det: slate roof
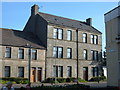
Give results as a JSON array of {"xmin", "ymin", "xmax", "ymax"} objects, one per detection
[
  {"xmin": 38, "ymin": 12, "xmax": 102, "ymax": 34},
  {"xmin": 0, "ymin": 28, "xmax": 45, "ymax": 49}
]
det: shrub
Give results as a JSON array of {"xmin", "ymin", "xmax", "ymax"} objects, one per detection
[
  {"xmin": 89, "ymin": 76, "xmax": 107, "ymax": 82},
  {"xmin": 66, "ymin": 77, "xmax": 76, "ymax": 82},
  {"xmin": 0, "ymin": 77, "xmax": 28, "ymax": 84},
  {"xmin": 57, "ymin": 78, "xmax": 66, "ymax": 83},
  {"xmin": 78, "ymin": 78, "xmax": 86, "ymax": 82}
]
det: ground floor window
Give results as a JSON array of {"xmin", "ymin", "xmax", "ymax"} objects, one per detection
[
  {"xmin": 5, "ymin": 66, "xmax": 10, "ymax": 77},
  {"xmin": 53, "ymin": 65, "xmax": 63, "ymax": 77},
  {"xmin": 18, "ymin": 67, "xmax": 24, "ymax": 77},
  {"xmin": 67, "ymin": 66, "xmax": 72, "ymax": 77},
  {"xmin": 92, "ymin": 67, "xmax": 99, "ymax": 77}
]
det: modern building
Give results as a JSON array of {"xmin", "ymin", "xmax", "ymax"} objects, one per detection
[
  {"xmin": 0, "ymin": 28, "xmax": 46, "ymax": 82},
  {"xmin": 104, "ymin": 5, "xmax": 120, "ymax": 87},
  {"xmin": 23, "ymin": 5, "xmax": 102, "ymax": 81}
]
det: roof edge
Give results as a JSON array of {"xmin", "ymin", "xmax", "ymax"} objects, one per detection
[{"xmin": 104, "ymin": 5, "xmax": 120, "ymax": 15}]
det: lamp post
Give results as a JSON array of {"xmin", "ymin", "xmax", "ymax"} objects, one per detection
[
  {"xmin": 26, "ymin": 44, "xmax": 32, "ymax": 86},
  {"xmin": 76, "ymin": 29, "xmax": 79, "ymax": 84}
]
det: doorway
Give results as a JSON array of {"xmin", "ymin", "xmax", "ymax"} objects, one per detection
[
  {"xmin": 83, "ymin": 67, "xmax": 88, "ymax": 81},
  {"xmin": 31, "ymin": 67, "xmax": 36, "ymax": 82},
  {"xmin": 37, "ymin": 67, "xmax": 42, "ymax": 82}
]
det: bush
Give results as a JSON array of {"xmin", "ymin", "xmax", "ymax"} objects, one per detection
[
  {"xmin": 66, "ymin": 77, "xmax": 76, "ymax": 82},
  {"xmin": 57, "ymin": 78, "xmax": 66, "ymax": 83},
  {"xmin": 89, "ymin": 76, "xmax": 107, "ymax": 82},
  {"xmin": 78, "ymin": 78, "xmax": 86, "ymax": 82},
  {"xmin": 43, "ymin": 77, "xmax": 86, "ymax": 83},
  {"xmin": 0, "ymin": 77, "xmax": 28, "ymax": 84}
]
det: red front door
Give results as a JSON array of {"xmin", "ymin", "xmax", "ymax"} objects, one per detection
[{"xmin": 38, "ymin": 69, "xmax": 42, "ymax": 82}]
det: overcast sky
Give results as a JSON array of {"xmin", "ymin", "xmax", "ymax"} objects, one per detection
[{"xmin": 2, "ymin": 2, "xmax": 119, "ymax": 50}]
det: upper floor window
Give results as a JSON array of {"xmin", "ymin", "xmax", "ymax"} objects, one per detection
[
  {"xmin": 53, "ymin": 28, "xmax": 63, "ymax": 40},
  {"xmin": 53, "ymin": 47, "xmax": 63, "ymax": 58},
  {"xmin": 94, "ymin": 35, "xmax": 98, "ymax": 44},
  {"xmin": 32, "ymin": 49, "xmax": 37, "ymax": 60},
  {"xmin": 91, "ymin": 50, "xmax": 98, "ymax": 61},
  {"xmin": 5, "ymin": 47, "xmax": 11, "ymax": 58},
  {"xmin": 18, "ymin": 48, "xmax": 24, "ymax": 59},
  {"xmin": 67, "ymin": 30, "xmax": 72, "ymax": 40},
  {"xmin": 58, "ymin": 47, "xmax": 63, "ymax": 58},
  {"xmin": 53, "ymin": 47, "xmax": 57, "ymax": 58},
  {"xmin": 53, "ymin": 28, "xmax": 58, "ymax": 39},
  {"xmin": 58, "ymin": 29, "xmax": 63, "ymax": 39},
  {"xmin": 91, "ymin": 35, "xmax": 98, "ymax": 44},
  {"xmin": 83, "ymin": 49, "xmax": 87, "ymax": 60},
  {"xmin": 67, "ymin": 48, "xmax": 72, "ymax": 59},
  {"xmin": 83, "ymin": 33, "xmax": 87, "ymax": 43},
  {"xmin": 91, "ymin": 35, "xmax": 94, "ymax": 44}
]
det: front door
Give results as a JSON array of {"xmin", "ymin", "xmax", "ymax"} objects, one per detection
[
  {"xmin": 31, "ymin": 67, "xmax": 36, "ymax": 82},
  {"xmin": 83, "ymin": 67, "xmax": 88, "ymax": 81},
  {"xmin": 37, "ymin": 68, "xmax": 42, "ymax": 82}
]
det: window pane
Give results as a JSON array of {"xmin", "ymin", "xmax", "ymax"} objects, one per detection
[
  {"xmin": 94, "ymin": 35, "xmax": 98, "ymax": 44},
  {"xmin": 58, "ymin": 29, "xmax": 63, "ymax": 39},
  {"xmin": 92, "ymin": 67, "xmax": 98, "ymax": 77},
  {"xmin": 18, "ymin": 67, "xmax": 24, "ymax": 77},
  {"xmin": 5, "ymin": 47, "xmax": 11, "ymax": 58},
  {"xmin": 5, "ymin": 66, "xmax": 10, "ymax": 77},
  {"xmin": 83, "ymin": 33, "xmax": 87, "ymax": 43},
  {"xmin": 91, "ymin": 50, "xmax": 94, "ymax": 60},
  {"xmin": 53, "ymin": 28, "xmax": 58, "ymax": 39},
  {"xmin": 91, "ymin": 35, "xmax": 94, "ymax": 44},
  {"xmin": 67, "ymin": 48, "xmax": 72, "ymax": 59},
  {"xmin": 53, "ymin": 66, "xmax": 58, "ymax": 77},
  {"xmin": 32, "ymin": 49, "xmax": 37, "ymax": 60},
  {"xmin": 83, "ymin": 50, "xmax": 87, "ymax": 60},
  {"xmin": 19, "ymin": 48, "xmax": 24, "ymax": 59},
  {"xmin": 94, "ymin": 51, "xmax": 98, "ymax": 61},
  {"xmin": 53, "ymin": 47, "xmax": 57, "ymax": 58},
  {"xmin": 58, "ymin": 47, "xmax": 63, "ymax": 58},
  {"xmin": 67, "ymin": 30, "xmax": 72, "ymax": 40},
  {"xmin": 58, "ymin": 66, "xmax": 63, "ymax": 77},
  {"xmin": 67, "ymin": 66, "xmax": 72, "ymax": 77},
  {"xmin": 53, "ymin": 66, "xmax": 56, "ymax": 77}
]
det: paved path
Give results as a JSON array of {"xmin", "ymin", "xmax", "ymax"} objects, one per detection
[{"xmin": 80, "ymin": 82, "xmax": 107, "ymax": 88}]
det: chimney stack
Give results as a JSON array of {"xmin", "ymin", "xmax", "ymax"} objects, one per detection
[
  {"xmin": 31, "ymin": 4, "xmax": 39, "ymax": 16},
  {"xmin": 86, "ymin": 18, "xmax": 92, "ymax": 26}
]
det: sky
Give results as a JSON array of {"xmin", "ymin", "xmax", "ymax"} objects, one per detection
[{"xmin": 1, "ymin": 2, "xmax": 119, "ymax": 50}]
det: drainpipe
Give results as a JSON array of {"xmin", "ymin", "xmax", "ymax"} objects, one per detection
[
  {"xmin": 45, "ymin": 49, "xmax": 47, "ymax": 80},
  {"xmin": 76, "ymin": 29, "xmax": 79, "ymax": 84}
]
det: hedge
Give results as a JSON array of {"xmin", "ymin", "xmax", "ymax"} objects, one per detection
[
  {"xmin": 43, "ymin": 77, "xmax": 86, "ymax": 83},
  {"xmin": 0, "ymin": 77, "xmax": 28, "ymax": 84},
  {"xmin": 89, "ymin": 76, "xmax": 107, "ymax": 82}
]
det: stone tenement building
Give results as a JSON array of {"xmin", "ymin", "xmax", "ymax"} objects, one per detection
[
  {"xmin": 0, "ymin": 4, "xmax": 102, "ymax": 82},
  {"xmin": 0, "ymin": 28, "xmax": 46, "ymax": 82},
  {"xmin": 105, "ymin": 5, "xmax": 120, "ymax": 87},
  {"xmin": 23, "ymin": 5, "xmax": 102, "ymax": 81}
]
